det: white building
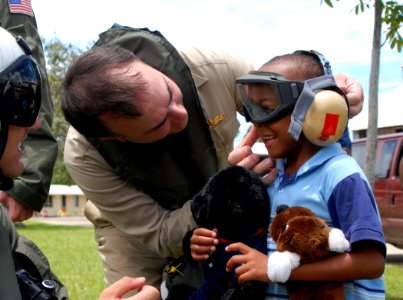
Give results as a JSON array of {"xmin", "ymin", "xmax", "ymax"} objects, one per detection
[
  {"xmin": 349, "ymin": 66, "xmax": 403, "ymax": 139},
  {"xmin": 38, "ymin": 185, "xmax": 87, "ymax": 217}
]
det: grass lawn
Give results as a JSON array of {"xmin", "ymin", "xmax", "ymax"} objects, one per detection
[
  {"xmin": 16, "ymin": 221, "xmax": 403, "ymax": 300},
  {"xmin": 17, "ymin": 221, "xmax": 105, "ymax": 300}
]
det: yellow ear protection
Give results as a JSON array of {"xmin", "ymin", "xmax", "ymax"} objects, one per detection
[
  {"xmin": 289, "ymin": 50, "xmax": 349, "ymax": 146},
  {"xmin": 288, "ymin": 76, "xmax": 349, "ymax": 146}
]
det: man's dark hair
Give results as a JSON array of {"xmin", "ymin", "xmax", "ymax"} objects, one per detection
[{"xmin": 62, "ymin": 45, "xmax": 147, "ymax": 138}]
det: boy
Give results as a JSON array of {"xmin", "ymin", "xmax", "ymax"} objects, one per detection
[{"xmin": 191, "ymin": 51, "xmax": 385, "ymax": 299}]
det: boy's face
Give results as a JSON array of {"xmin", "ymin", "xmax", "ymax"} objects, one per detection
[
  {"xmin": 251, "ymin": 65, "xmax": 299, "ymax": 159},
  {"xmin": 253, "ymin": 115, "xmax": 297, "ymax": 159}
]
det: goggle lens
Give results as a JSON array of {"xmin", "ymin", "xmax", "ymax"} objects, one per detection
[
  {"xmin": 237, "ymin": 72, "xmax": 302, "ymax": 124},
  {"xmin": 239, "ymin": 83, "xmax": 282, "ymax": 123}
]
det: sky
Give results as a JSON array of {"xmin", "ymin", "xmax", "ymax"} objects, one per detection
[{"xmin": 31, "ymin": 0, "xmax": 402, "ymax": 130}]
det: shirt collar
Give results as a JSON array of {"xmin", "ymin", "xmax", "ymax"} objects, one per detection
[{"xmin": 277, "ymin": 143, "xmax": 346, "ymax": 180}]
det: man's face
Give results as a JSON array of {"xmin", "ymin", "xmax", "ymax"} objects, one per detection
[
  {"xmin": 99, "ymin": 61, "xmax": 188, "ymax": 144},
  {"xmin": 0, "ymin": 119, "xmax": 40, "ymax": 178}
]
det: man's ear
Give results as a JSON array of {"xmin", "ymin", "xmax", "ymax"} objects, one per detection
[{"xmin": 101, "ymin": 135, "xmax": 128, "ymax": 142}]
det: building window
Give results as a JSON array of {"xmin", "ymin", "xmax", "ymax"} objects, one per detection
[
  {"xmin": 44, "ymin": 196, "xmax": 53, "ymax": 207},
  {"xmin": 62, "ymin": 195, "xmax": 66, "ymax": 208},
  {"xmin": 75, "ymin": 196, "xmax": 79, "ymax": 207}
]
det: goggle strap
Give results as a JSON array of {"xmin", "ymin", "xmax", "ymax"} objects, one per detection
[
  {"xmin": 0, "ymin": 122, "xmax": 9, "ymax": 160},
  {"xmin": 288, "ymin": 116, "xmax": 304, "ymax": 141},
  {"xmin": 16, "ymin": 36, "xmax": 33, "ymax": 56},
  {"xmin": 288, "ymin": 75, "xmax": 338, "ymax": 141}
]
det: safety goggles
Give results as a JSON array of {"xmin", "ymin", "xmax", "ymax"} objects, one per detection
[
  {"xmin": 0, "ymin": 54, "xmax": 41, "ymax": 127},
  {"xmin": 237, "ymin": 71, "xmax": 304, "ymax": 124}
]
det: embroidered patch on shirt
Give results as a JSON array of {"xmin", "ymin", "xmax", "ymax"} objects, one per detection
[
  {"xmin": 8, "ymin": 0, "xmax": 34, "ymax": 16},
  {"xmin": 208, "ymin": 114, "xmax": 224, "ymax": 128}
]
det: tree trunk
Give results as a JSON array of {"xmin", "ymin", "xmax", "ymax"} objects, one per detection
[{"xmin": 364, "ymin": 0, "xmax": 383, "ymax": 187}]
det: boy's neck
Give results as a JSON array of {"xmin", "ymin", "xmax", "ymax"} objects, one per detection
[{"xmin": 285, "ymin": 140, "xmax": 321, "ymax": 176}]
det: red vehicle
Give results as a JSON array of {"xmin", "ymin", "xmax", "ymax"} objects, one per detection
[{"xmin": 352, "ymin": 133, "xmax": 403, "ymax": 248}]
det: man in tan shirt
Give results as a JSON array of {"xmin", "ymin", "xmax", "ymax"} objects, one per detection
[{"xmin": 62, "ymin": 25, "xmax": 364, "ymax": 294}]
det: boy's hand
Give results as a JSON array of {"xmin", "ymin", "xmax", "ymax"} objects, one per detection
[
  {"xmin": 225, "ymin": 242, "xmax": 269, "ymax": 284},
  {"xmin": 190, "ymin": 228, "xmax": 219, "ymax": 261}
]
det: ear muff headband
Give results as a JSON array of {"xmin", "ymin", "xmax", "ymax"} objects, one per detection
[
  {"xmin": 288, "ymin": 75, "xmax": 349, "ymax": 146},
  {"xmin": 293, "ymin": 50, "xmax": 333, "ymax": 76},
  {"xmin": 0, "ymin": 122, "xmax": 8, "ymax": 162}
]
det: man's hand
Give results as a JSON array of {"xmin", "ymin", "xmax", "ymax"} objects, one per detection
[
  {"xmin": 0, "ymin": 191, "xmax": 34, "ymax": 221},
  {"xmin": 228, "ymin": 126, "xmax": 277, "ymax": 185},
  {"xmin": 334, "ymin": 74, "xmax": 364, "ymax": 118},
  {"xmin": 99, "ymin": 277, "xmax": 159, "ymax": 300}
]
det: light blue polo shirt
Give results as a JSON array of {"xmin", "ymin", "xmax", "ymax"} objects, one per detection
[{"xmin": 266, "ymin": 143, "xmax": 385, "ymax": 300}]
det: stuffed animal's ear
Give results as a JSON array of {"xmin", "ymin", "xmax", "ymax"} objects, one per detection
[
  {"xmin": 276, "ymin": 204, "xmax": 289, "ymax": 214},
  {"xmin": 276, "ymin": 216, "xmax": 331, "ymax": 261},
  {"xmin": 269, "ymin": 205, "xmax": 315, "ymax": 241},
  {"xmin": 270, "ymin": 205, "xmax": 289, "ymax": 241},
  {"xmin": 191, "ymin": 185, "xmax": 212, "ymax": 227}
]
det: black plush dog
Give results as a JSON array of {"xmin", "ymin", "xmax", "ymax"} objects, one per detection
[{"xmin": 167, "ymin": 165, "xmax": 269, "ymax": 300}]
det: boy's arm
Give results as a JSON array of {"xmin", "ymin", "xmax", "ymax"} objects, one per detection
[
  {"xmin": 289, "ymin": 247, "xmax": 384, "ymax": 282},
  {"xmin": 225, "ymin": 243, "xmax": 384, "ymax": 284}
]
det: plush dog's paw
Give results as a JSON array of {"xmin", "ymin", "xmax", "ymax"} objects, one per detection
[
  {"xmin": 288, "ymin": 251, "xmax": 301, "ymax": 269},
  {"xmin": 328, "ymin": 228, "xmax": 350, "ymax": 253},
  {"xmin": 267, "ymin": 251, "xmax": 300, "ymax": 283}
]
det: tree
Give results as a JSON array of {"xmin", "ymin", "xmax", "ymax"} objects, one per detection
[
  {"xmin": 323, "ymin": 0, "xmax": 403, "ymax": 186},
  {"xmin": 43, "ymin": 37, "xmax": 84, "ymax": 184}
]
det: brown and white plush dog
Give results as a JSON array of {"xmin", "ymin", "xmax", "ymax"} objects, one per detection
[{"xmin": 268, "ymin": 205, "xmax": 350, "ymax": 300}]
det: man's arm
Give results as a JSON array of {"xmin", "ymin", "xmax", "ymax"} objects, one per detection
[
  {"xmin": 64, "ymin": 126, "xmax": 195, "ymax": 258},
  {"xmin": 0, "ymin": 2, "xmax": 58, "ymax": 220}
]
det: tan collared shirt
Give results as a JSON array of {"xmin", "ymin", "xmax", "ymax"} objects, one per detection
[{"xmin": 64, "ymin": 48, "xmax": 254, "ymax": 258}]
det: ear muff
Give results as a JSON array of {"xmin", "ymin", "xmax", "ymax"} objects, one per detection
[
  {"xmin": 288, "ymin": 75, "xmax": 349, "ymax": 147},
  {"xmin": 303, "ymin": 90, "xmax": 348, "ymax": 146},
  {"xmin": 288, "ymin": 50, "xmax": 349, "ymax": 146}
]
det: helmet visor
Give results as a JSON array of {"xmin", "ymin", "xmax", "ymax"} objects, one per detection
[
  {"xmin": 0, "ymin": 55, "xmax": 41, "ymax": 127},
  {"xmin": 237, "ymin": 71, "xmax": 303, "ymax": 124}
]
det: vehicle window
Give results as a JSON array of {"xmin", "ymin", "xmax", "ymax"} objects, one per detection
[
  {"xmin": 352, "ymin": 143, "xmax": 366, "ymax": 170},
  {"xmin": 375, "ymin": 140, "xmax": 397, "ymax": 178},
  {"xmin": 396, "ymin": 147, "xmax": 403, "ymax": 177}
]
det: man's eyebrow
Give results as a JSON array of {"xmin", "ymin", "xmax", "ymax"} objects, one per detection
[{"xmin": 145, "ymin": 78, "xmax": 172, "ymax": 133}]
